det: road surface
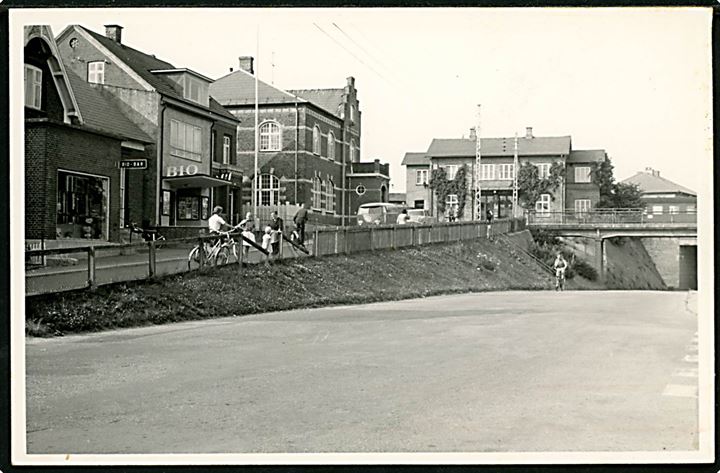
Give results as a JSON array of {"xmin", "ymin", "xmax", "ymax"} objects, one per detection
[{"xmin": 25, "ymin": 290, "xmax": 698, "ymax": 454}]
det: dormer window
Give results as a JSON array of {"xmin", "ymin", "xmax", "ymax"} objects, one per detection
[{"xmin": 183, "ymin": 75, "xmax": 208, "ymax": 106}]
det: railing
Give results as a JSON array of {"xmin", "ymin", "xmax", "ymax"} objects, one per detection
[
  {"xmin": 25, "ymin": 218, "xmax": 525, "ymax": 296},
  {"xmin": 528, "ymin": 209, "xmax": 697, "ymax": 225}
]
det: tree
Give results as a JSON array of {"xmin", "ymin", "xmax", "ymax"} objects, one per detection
[
  {"xmin": 592, "ymin": 157, "xmax": 644, "ymax": 208},
  {"xmin": 517, "ymin": 161, "xmax": 565, "ymax": 210}
]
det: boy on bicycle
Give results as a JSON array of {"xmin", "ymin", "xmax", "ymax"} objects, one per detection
[
  {"xmin": 553, "ymin": 253, "xmax": 568, "ymax": 291},
  {"xmin": 208, "ymin": 206, "xmax": 234, "ymax": 247}
]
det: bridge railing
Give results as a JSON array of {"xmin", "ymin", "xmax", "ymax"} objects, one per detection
[{"xmin": 528, "ymin": 208, "xmax": 697, "ymax": 225}]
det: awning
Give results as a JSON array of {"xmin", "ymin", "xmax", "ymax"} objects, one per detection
[{"xmin": 163, "ymin": 174, "xmax": 236, "ymax": 189}]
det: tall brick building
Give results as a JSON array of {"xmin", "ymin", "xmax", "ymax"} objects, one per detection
[
  {"xmin": 24, "ymin": 25, "xmax": 153, "ymax": 246},
  {"xmin": 210, "ymin": 60, "xmax": 389, "ymax": 226},
  {"xmin": 408, "ymin": 127, "xmax": 603, "ymax": 221},
  {"xmin": 56, "ymin": 24, "xmax": 241, "ymax": 234}
]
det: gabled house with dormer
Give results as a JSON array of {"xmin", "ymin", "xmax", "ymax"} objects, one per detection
[{"xmin": 56, "ymin": 24, "xmax": 241, "ymax": 235}]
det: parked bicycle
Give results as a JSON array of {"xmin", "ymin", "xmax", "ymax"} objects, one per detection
[
  {"xmin": 188, "ymin": 225, "xmax": 241, "ymax": 270},
  {"xmin": 130, "ymin": 222, "xmax": 166, "ymax": 247}
]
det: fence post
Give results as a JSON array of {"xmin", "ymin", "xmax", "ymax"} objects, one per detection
[
  {"xmin": 334, "ymin": 228, "xmax": 339, "ymax": 255},
  {"xmin": 410, "ymin": 226, "xmax": 415, "ymax": 246},
  {"xmin": 392, "ymin": 226, "xmax": 397, "ymax": 250},
  {"xmin": 313, "ymin": 228, "xmax": 320, "ymax": 256},
  {"xmin": 343, "ymin": 227, "xmax": 349, "ymax": 255},
  {"xmin": 148, "ymin": 241, "xmax": 156, "ymax": 279},
  {"xmin": 87, "ymin": 246, "xmax": 96, "ymax": 288},
  {"xmin": 198, "ymin": 237, "xmax": 206, "ymax": 269},
  {"xmin": 370, "ymin": 227, "xmax": 375, "ymax": 251}
]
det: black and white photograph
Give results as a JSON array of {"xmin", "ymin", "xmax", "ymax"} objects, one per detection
[{"xmin": 8, "ymin": 5, "xmax": 714, "ymax": 466}]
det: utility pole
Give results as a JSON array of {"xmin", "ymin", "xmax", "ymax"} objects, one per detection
[
  {"xmin": 474, "ymin": 104, "xmax": 482, "ymax": 221},
  {"xmin": 253, "ymin": 27, "xmax": 259, "ymax": 219},
  {"xmin": 512, "ymin": 132, "xmax": 519, "ymax": 217}
]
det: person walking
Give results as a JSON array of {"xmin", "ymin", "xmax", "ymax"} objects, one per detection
[
  {"xmin": 293, "ymin": 203, "xmax": 309, "ymax": 246},
  {"xmin": 269, "ymin": 210, "xmax": 284, "ymax": 256},
  {"xmin": 396, "ymin": 208, "xmax": 410, "ymax": 225}
]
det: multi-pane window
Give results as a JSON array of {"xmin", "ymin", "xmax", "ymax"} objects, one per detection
[
  {"xmin": 574, "ymin": 199, "xmax": 591, "ymax": 214},
  {"xmin": 575, "ymin": 166, "xmax": 591, "ymax": 183},
  {"xmin": 183, "ymin": 75, "xmax": 208, "ymax": 106},
  {"xmin": 443, "ymin": 165, "xmax": 459, "ymax": 180},
  {"xmin": 312, "ymin": 177, "xmax": 322, "ymax": 209},
  {"xmin": 480, "ymin": 164, "xmax": 496, "ymax": 180},
  {"xmin": 446, "ymin": 194, "xmax": 459, "ymax": 207},
  {"xmin": 325, "ymin": 180, "xmax": 335, "ymax": 213},
  {"xmin": 313, "ymin": 125, "xmax": 321, "ymax": 155},
  {"xmin": 24, "ymin": 64, "xmax": 42, "ymax": 109},
  {"xmin": 328, "ymin": 132, "xmax": 335, "ymax": 161},
  {"xmin": 669, "ymin": 205, "xmax": 680, "ymax": 214},
  {"xmin": 498, "ymin": 164, "xmax": 515, "ymax": 180},
  {"xmin": 350, "ymin": 139, "xmax": 356, "ymax": 162},
  {"xmin": 535, "ymin": 194, "xmax": 551, "ymax": 213},
  {"xmin": 537, "ymin": 163, "xmax": 551, "ymax": 179},
  {"xmin": 652, "ymin": 205, "xmax": 663, "ymax": 215},
  {"xmin": 223, "ymin": 136, "xmax": 231, "ymax": 164},
  {"xmin": 170, "ymin": 119, "xmax": 202, "ymax": 161},
  {"xmin": 416, "ymin": 169, "xmax": 429, "ymax": 185},
  {"xmin": 687, "ymin": 205, "xmax": 696, "ymax": 213},
  {"xmin": 87, "ymin": 61, "xmax": 105, "ymax": 84},
  {"xmin": 256, "ymin": 174, "xmax": 280, "ymax": 206},
  {"xmin": 259, "ymin": 121, "xmax": 281, "ymax": 151}
]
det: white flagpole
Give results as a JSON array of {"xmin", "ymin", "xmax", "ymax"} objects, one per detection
[
  {"xmin": 474, "ymin": 104, "xmax": 482, "ymax": 221},
  {"xmin": 253, "ymin": 26, "xmax": 259, "ymax": 220}
]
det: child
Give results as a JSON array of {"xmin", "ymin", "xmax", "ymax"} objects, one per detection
[
  {"xmin": 261, "ymin": 226, "xmax": 273, "ymax": 255},
  {"xmin": 240, "ymin": 219, "xmax": 256, "ymax": 265}
]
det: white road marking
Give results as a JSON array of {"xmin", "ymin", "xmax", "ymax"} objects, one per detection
[{"xmin": 662, "ymin": 384, "xmax": 698, "ymax": 398}]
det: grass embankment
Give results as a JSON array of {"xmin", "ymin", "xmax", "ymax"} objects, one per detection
[{"xmin": 26, "ymin": 236, "xmax": 586, "ymax": 337}]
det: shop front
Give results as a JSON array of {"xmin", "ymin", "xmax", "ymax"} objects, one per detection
[{"xmin": 56, "ymin": 169, "xmax": 110, "ymax": 240}]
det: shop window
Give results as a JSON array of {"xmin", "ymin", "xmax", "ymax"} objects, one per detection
[
  {"xmin": 56, "ymin": 170, "xmax": 109, "ymax": 240},
  {"xmin": 177, "ymin": 194, "xmax": 209, "ymax": 221}
]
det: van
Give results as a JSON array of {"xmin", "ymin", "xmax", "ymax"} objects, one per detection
[{"xmin": 356, "ymin": 202, "xmax": 406, "ymax": 226}]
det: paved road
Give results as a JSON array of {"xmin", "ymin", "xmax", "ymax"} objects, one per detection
[{"xmin": 25, "ymin": 291, "xmax": 698, "ymax": 454}]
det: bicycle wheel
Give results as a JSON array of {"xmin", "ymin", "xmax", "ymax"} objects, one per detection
[
  {"xmin": 188, "ymin": 246, "xmax": 202, "ymax": 271},
  {"xmin": 215, "ymin": 247, "xmax": 230, "ymax": 266}
]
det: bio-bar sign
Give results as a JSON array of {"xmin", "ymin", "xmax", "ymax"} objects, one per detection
[{"xmin": 118, "ymin": 159, "xmax": 148, "ymax": 169}]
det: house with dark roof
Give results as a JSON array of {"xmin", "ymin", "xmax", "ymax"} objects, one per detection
[
  {"xmin": 56, "ymin": 24, "xmax": 241, "ymax": 234},
  {"xmin": 209, "ymin": 58, "xmax": 389, "ymax": 226},
  {"xmin": 401, "ymin": 152, "xmax": 432, "ymax": 210},
  {"xmin": 621, "ymin": 167, "xmax": 697, "ymax": 219},
  {"xmin": 413, "ymin": 127, "xmax": 603, "ymax": 221},
  {"xmin": 24, "ymin": 25, "xmax": 154, "ymax": 246}
]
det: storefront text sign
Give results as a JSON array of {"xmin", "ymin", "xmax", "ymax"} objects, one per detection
[
  {"xmin": 166, "ymin": 164, "xmax": 198, "ymax": 177},
  {"xmin": 118, "ymin": 159, "xmax": 148, "ymax": 169}
]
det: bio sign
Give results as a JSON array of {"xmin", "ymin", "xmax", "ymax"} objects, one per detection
[
  {"xmin": 166, "ymin": 164, "xmax": 199, "ymax": 177},
  {"xmin": 118, "ymin": 159, "xmax": 147, "ymax": 169}
]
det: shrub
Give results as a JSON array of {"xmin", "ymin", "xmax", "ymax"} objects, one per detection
[
  {"xmin": 573, "ymin": 259, "xmax": 598, "ymax": 281},
  {"xmin": 530, "ymin": 228, "xmax": 560, "ymax": 247}
]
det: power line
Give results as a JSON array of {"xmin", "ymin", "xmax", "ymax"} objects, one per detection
[{"xmin": 332, "ymin": 23, "xmax": 398, "ymax": 81}]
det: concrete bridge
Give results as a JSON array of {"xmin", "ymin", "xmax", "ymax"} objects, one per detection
[{"xmin": 527, "ymin": 210, "xmax": 697, "ymax": 289}]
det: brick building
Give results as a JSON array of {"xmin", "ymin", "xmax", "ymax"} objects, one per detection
[
  {"xmin": 409, "ymin": 127, "xmax": 603, "ymax": 221},
  {"xmin": 621, "ymin": 167, "xmax": 697, "ymax": 218},
  {"xmin": 209, "ymin": 59, "xmax": 389, "ymax": 226},
  {"xmin": 55, "ymin": 25, "xmax": 241, "ymax": 235},
  {"xmin": 24, "ymin": 25, "xmax": 154, "ymax": 246}
]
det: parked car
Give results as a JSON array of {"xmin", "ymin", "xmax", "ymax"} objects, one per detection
[
  {"xmin": 406, "ymin": 208, "xmax": 434, "ymax": 224},
  {"xmin": 356, "ymin": 202, "xmax": 406, "ymax": 226}
]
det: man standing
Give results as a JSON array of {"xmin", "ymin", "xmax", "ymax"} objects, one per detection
[
  {"xmin": 269, "ymin": 210, "xmax": 284, "ymax": 256},
  {"xmin": 293, "ymin": 203, "xmax": 309, "ymax": 245}
]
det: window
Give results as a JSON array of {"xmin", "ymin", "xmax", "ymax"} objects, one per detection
[
  {"xmin": 480, "ymin": 164, "xmax": 496, "ymax": 180},
  {"xmin": 313, "ymin": 125, "xmax": 321, "ymax": 155},
  {"xmin": 256, "ymin": 174, "xmax": 280, "ymax": 206},
  {"xmin": 414, "ymin": 199, "xmax": 425, "ymax": 209},
  {"xmin": 498, "ymin": 164, "xmax": 515, "ymax": 180},
  {"xmin": 259, "ymin": 121, "xmax": 281, "ymax": 151},
  {"xmin": 24, "ymin": 64, "xmax": 42, "ymax": 109},
  {"xmin": 325, "ymin": 180, "xmax": 335, "ymax": 213},
  {"xmin": 211, "ymin": 131, "xmax": 217, "ymax": 163},
  {"xmin": 443, "ymin": 165, "xmax": 459, "ymax": 180},
  {"xmin": 162, "ymin": 190, "xmax": 172, "ymax": 216},
  {"xmin": 669, "ymin": 205, "xmax": 679, "ymax": 214},
  {"xmin": 328, "ymin": 132, "xmax": 335, "ymax": 161},
  {"xmin": 350, "ymin": 139, "xmax": 356, "ymax": 162},
  {"xmin": 575, "ymin": 166, "xmax": 591, "ymax": 183},
  {"xmin": 356, "ymin": 184, "xmax": 366, "ymax": 196},
  {"xmin": 574, "ymin": 199, "xmax": 591, "ymax": 214},
  {"xmin": 687, "ymin": 205, "xmax": 696, "ymax": 213},
  {"xmin": 416, "ymin": 169, "xmax": 429, "ymax": 185},
  {"xmin": 183, "ymin": 75, "xmax": 209, "ymax": 106},
  {"xmin": 535, "ymin": 194, "xmax": 551, "ymax": 214},
  {"xmin": 170, "ymin": 119, "xmax": 202, "ymax": 161},
  {"xmin": 87, "ymin": 61, "xmax": 105, "ymax": 84},
  {"xmin": 56, "ymin": 170, "xmax": 109, "ymax": 240},
  {"xmin": 446, "ymin": 194, "xmax": 459, "ymax": 214},
  {"xmin": 177, "ymin": 195, "xmax": 202, "ymax": 220},
  {"xmin": 350, "ymin": 104, "xmax": 356, "ymax": 122},
  {"xmin": 538, "ymin": 163, "xmax": 551, "ymax": 179},
  {"xmin": 652, "ymin": 205, "xmax": 663, "ymax": 215},
  {"xmin": 223, "ymin": 135, "xmax": 231, "ymax": 164},
  {"xmin": 312, "ymin": 177, "xmax": 322, "ymax": 209}
]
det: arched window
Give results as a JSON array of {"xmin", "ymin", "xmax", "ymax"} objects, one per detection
[
  {"xmin": 311, "ymin": 177, "xmax": 323, "ymax": 209},
  {"xmin": 326, "ymin": 179, "xmax": 335, "ymax": 213},
  {"xmin": 327, "ymin": 132, "xmax": 335, "ymax": 161},
  {"xmin": 256, "ymin": 174, "xmax": 280, "ymax": 206},
  {"xmin": 259, "ymin": 121, "xmax": 281, "ymax": 151},
  {"xmin": 312, "ymin": 125, "xmax": 321, "ymax": 155},
  {"xmin": 350, "ymin": 139, "xmax": 356, "ymax": 162}
]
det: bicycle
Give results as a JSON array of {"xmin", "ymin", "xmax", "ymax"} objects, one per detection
[
  {"xmin": 555, "ymin": 268, "xmax": 566, "ymax": 291},
  {"xmin": 188, "ymin": 226, "xmax": 240, "ymax": 270},
  {"xmin": 130, "ymin": 222, "xmax": 166, "ymax": 248}
]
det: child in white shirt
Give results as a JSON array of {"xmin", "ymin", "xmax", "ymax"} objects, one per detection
[{"xmin": 261, "ymin": 226, "xmax": 273, "ymax": 254}]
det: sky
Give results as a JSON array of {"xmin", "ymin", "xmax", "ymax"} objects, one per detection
[{"xmin": 12, "ymin": 7, "xmax": 712, "ymax": 194}]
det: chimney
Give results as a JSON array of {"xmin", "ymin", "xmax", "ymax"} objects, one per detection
[
  {"xmin": 374, "ymin": 158, "xmax": 380, "ymax": 173},
  {"xmin": 238, "ymin": 56, "xmax": 254, "ymax": 74},
  {"xmin": 653, "ymin": 169, "xmax": 660, "ymax": 177},
  {"xmin": 229, "ymin": 67, "xmax": 234, "ymax": 72},
  {"xmin": 525, "ymin": 126, "xmax": 533, "ymax": 139},
  {"xmin": 469, "ymin": 127, "xmax": 477, "ymax": 140},
  {"xmin": 347, "ymin": 76, "xmax": 355, "ymax": 87},
  {"xmin": 104, "ymin": 24, "xmax": 123, "ymax": 43}
]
